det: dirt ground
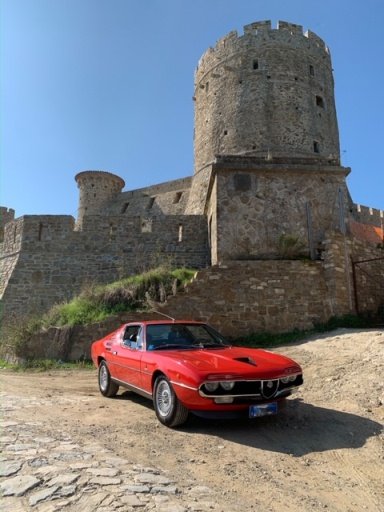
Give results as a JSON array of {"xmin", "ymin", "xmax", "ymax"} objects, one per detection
[{"xmin": 1, "ymin": 328, "xmax": 383, "ymax": 511}]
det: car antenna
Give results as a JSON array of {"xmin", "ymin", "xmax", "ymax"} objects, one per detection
[{"xmin": 152, "ymin": 311, "xmax": 176, "ymax": 322}]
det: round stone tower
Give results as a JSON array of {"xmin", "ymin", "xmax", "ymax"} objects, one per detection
[
  {"xmin": 75, "ymin": 170, "xmax": 125, "ymax": 230},
  {"xmin": 193, "ymin": 20, "xmax": 340, "ymax": 173}
]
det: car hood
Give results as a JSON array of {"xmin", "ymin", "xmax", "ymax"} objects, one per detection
[{"xmin": 161, "ymin": 346, "xmax": 301, "ymax": 379}]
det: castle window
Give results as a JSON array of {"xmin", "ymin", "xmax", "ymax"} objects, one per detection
[
  {"xmin": 141, "ymin": 218, "xmax": 152, "ymax": 233},
  {"xmin": 313, "ymin": 141, "xmax": 320, "ymax": 153},
  {"xmin": 309, "ymin": 65, "xmax": 314, "ymax": 76},
  {"xmin": 316, "ymin": 95, "xmax": 324, "ymax": 108},
  {"xmin": 147, "ymin": 197, "xmax": 156, "ymax": 210},
  {"xmin": 121, "ymin": 202, "xmax": 129, "ymax": 213},
  {"xmin": 178, "ymin": 224, "xmax": 183, "ymax": 242},
  {"xmin": 224, "ymin": 130, "xmax": 228, "ymax": 135},
  {"xmin": 38, "ymin": 222, "xmax": 43, "ymax": 241},
  {"xmin": 173, "ymin": 192, "xmax": 183, "ymax": 204},
  {"xmin": 252, "ymin": 59, "xmax": 259, "ymax": 70},
  {"xmin": 109, "ymin": 223, "xmax": 116, "ymax": 240}
]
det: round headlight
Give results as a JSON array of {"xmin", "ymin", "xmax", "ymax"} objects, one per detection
[
  {"xmin": 220, "ymin": 381, "xmax": 235, "ymax": 391},
  {"xmin": 288, "ymin": 375, "xmax": 296, "ymax": 382},
  {"xmin": 281, "ymin": 376, "xmax": 290, "ymax": 384},
  {"xmin": 205, "ymin": 382, "xmax": 219, "ymax": 392}
]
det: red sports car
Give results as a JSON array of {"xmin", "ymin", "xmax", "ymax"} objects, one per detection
[{"xmin": 91, "ymin": 320, "xmax": 303, "ymax": 427}]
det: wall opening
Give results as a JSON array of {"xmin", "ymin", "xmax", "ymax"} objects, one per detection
[
  {"xmin": 313, "ymin": 141, "xmax": 320, "ymax": 153},
  {"xmin": 141, "ymin": 218, "xmax": 152, "ymax": 233},
  {"xmin": 316, "ymin": 95, "xmax": 324, "ymax": 108},
  {"xmin": 109, "ymin": 223, "xmax": 116, "ymax": 241},
  {"xmin": 252, "ymin": 59, "xmax": 259, "ymax": 70},
  {"xmin": 121, "ymin": 202, "xmax": 129, "ymax": 213},
  {"xmin": 173, "ymin": 192, "xmax": 183, "ymax": 204},
  {"xmin": 147, "ymin": 197, "xmax": 156, "ymax": 210},
  {"xmin": 309, "ymin": 65, "xmax": 314, "ymax": 76},
  {"xmin": 38, "ymin": 223, "xmax": 43, "ymax": 241},
  {"xmin": 178, "ymin": 224, "xmax": 183, "ymax": 242}
]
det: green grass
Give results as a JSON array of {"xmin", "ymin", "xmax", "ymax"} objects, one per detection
[
  {"xmin": 0, "ymin": 358, "xmax": 94, "ymax": 371},
  {"xmin": 0, "ymin": 266, "xmax": 196, "ymax": 357},
  {"xmin": 44, "ymin": 266, "xmax": 196, "ymax": 326}
]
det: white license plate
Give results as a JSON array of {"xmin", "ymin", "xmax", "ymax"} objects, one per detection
[{"xmin": 249, "ymin": 402, "xmax": 278, "ymax": 418}]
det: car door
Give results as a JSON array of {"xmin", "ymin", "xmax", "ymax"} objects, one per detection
[{"xmin": 112, "ymin": 324, "xmax": 143, "ymax": 391}]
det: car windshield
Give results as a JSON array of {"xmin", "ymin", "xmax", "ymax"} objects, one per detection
[{"xmin": 145, "ymin": 323, "xmax": 230, "ymax": 351}]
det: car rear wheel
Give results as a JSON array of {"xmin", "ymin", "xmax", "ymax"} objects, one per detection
[
  {"xmin": 98, "ymin": 360, "xmax": 119, "ymax": 397},
  {"xmin": 153, "ymin": 376, "xmax": 189, "ymax": 427}
]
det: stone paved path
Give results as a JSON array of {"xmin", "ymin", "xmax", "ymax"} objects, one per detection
[{"xmin": 0, "ymin": 391, "xmax": 227, "ymax": 512}]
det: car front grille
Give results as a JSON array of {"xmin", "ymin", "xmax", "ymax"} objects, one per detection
[{"xmin": 199, "ymin": 374, "xmax": 303, "ymax": 400}]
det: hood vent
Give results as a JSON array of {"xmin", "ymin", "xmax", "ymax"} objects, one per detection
[{"xmin": 234, "ymin": 357, "xmax": 257, "ymax": 366}]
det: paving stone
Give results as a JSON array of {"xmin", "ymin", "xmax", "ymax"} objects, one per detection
[
  {"xmin": 0, "ymin": 475, "xmax": 40, "ymax": 496},
  {"xmin": 121, "ymin": 484, "xmax": 151, "ymax": 493},
  {"xmin": 89, "ymin": 476, "xmax": 122, "ymax": 486},
  {"xmin": 135, "ymin": 473, "xmax": 173, "ymax": 485},
  {"xmin": 47, "ymin": 473, "xmax": 80, "ymax": 487},
  {"xmin": 119, "ymin": 494, "xmax": 145, "ymax": 506},
  {"xmin": 151, "ymin": 485, "xmax": 178, "ymax": 494},
  {"xmin": 28, "ymin": 485, "xmax": 59, "ymax": 506},
  {"xmin": 86, "ymin": 467, "xmax": 120, "ymax": 477},
  {"xmin": 0, "ymin": 460, "xmax": 22, "ymax": 477}
]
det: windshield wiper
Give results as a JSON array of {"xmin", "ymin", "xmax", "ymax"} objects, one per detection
[
  {"xmin": 151, "ymin": 344, "xmax": 194, "ymax": 351},
  {"xmin": 192, "ymin": 341, "xmax": 229, "ymax": 349}
]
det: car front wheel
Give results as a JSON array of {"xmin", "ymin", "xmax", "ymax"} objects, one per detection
[
  {"xmin": 153, "ymin": 376, "xmax": 189, "ymax": 427},
  {"xmin": 98, "ymin": 360, "xmax": 119, "ymax": 397}
]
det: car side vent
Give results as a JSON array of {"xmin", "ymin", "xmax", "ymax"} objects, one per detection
[{"xmin": 234, "ymin": 357, "xmax": 257, "ymax": 366}]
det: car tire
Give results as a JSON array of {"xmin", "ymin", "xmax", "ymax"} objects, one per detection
[
  {"xmin": 98, "ymin": 360, "xmax": 119, "ymax": 397},
  {"xmin": 153, "ymin": 375, "xmax": 189, "ymax": 427}
]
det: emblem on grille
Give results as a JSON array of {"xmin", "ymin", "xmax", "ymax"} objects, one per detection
[{"xmin": 261, "ymin": 380, "xmax": 278, "ymax": 399}]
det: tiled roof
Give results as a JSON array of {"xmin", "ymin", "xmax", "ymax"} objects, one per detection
[{"xmin": 349, "ymin": 220, "xmax": 384, "ymax": 245}]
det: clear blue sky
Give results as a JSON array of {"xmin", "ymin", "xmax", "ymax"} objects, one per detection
[{"xmin": 1, "ymin": 0, "xmax": 383, "ymax": 219}]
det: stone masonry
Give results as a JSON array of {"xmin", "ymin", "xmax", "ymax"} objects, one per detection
[{"xmin": 0, "ymin": 20, "xmax": 383, "ymax": 340}]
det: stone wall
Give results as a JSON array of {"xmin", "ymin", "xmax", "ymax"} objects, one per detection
[
  {"xmin": 15, "ymin": 231, "xmax": 384, "ymax": 362},
  {"xmin": 349, "ymin": 237, "xmax": 384, "ymax": 316},
  {"xmin": 193, "ymin": 20, "xmax": 339, "ymax": 176},
  {"xmin": 0, "ymin": 214, "xmax": 209, "ymax": 320},
  {"xmin": 205, "ymin": 158, "xmax": 350, "ymax": 263}
]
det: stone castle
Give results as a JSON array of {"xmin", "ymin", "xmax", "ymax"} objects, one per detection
[{"xmin": 1, "ymin": 21, "xmax": 383, "ymax": 338}]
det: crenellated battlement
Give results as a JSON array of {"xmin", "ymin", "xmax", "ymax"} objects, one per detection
[
  {"xmin": 351, "ymin": 203, "xmax": 384, "ymax": 228},
  {"xmin": 197, "ymin": 20, "xmax": 329, "ymax": 73},
  {"xmin": 0, "ymin": 207, "xmax": 16, "ymax": 239}
]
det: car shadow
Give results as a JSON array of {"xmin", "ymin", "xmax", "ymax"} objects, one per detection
[
  {"xmin": 115, "ymin": 390, "xmax": 154, "ymax": 410},
  {"xmin": 182, "ymin": 399, "xmax": 383, "ymax": 456}
]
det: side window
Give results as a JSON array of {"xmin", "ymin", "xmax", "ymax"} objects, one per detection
[{"xmin": 122, "ymin": 325, "xmax": 142, "ymax": 349}]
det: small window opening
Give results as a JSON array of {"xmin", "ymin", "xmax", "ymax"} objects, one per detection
[
  {"xmin": 141, "ymin": 218, "xmax": 152, "ymax": 233},
  {"xmin": 109, "ymin": 223, "xmax": 116, "ymax": 240},
  {"xmin": 173, "ymin": 192, "xmax": 183, "ymax": 204},
  {"xmin": 309, "ymin": 65, "xmax": 314, "ymax": 76},
  {"xmin": 178, "ymin": 224, "xmax": 183, "ymax": 242},
  {"xmin": 121, "ymin": 202, "xmax": 129, "ymax": 213},
  {"xmin": 316, "ymin": 95, "xmax": 324, "ymax": 108},
  {"xmin": 38, "ymin": 222, "xmax": 43, "ymax": 241},
  {"xmin": 147, "ymin": 197, "xmax": 156, "ymax": 210},
  {"xmin": 267, "ymin": 75, "xmax": 271, "ymax": 79},
  {"xmin": 252, "ymin": 59, "xmax": 259, "ymax": 70},
  {"xmin": 224, "ymin": 130, "xmax": 228, "ymax": 136},
  {"xmin": 313, "ymin": 141, "xmax": 320, "ymax": 153}
]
